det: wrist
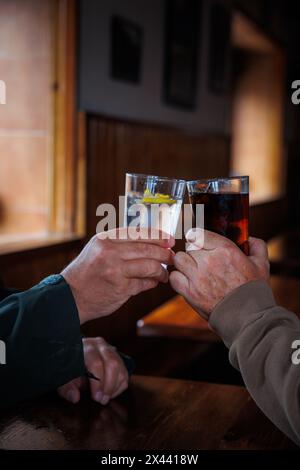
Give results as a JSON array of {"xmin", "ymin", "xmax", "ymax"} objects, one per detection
[
  {"xmin": 209, "ymin": 280, "xmax": 275, "ymax": 347},
  {"xmin": 60, "ymin": 271, "xmax": 89, "ymax": 325}
]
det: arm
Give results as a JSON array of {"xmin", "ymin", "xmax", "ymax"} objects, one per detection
[
  {"xmin": 210, "ymin": 280, "xmax": 300, "ymax": 446},
  {"xmin": 0, "ymin": 228, "xmax": 171, "ymax": 407},
  {"xmin": 0, "ymin": 287, "xmax": 20, "ymax": 302},
  {"xmin": 170, "ymin": 230, "xmax": 300, "ymax": 446},
  {"xmin": 0, "ymin": 275, "xmax": 85, "ymax": 406}
]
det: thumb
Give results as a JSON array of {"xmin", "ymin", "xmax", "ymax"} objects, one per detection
[
  {"xmin": 57, "ymin": 377, "xmax": 82, "ymax": 404},
  {"xmin": 169, "ymin": 270, "xmax": 190, "ymax": 298},
  {"xmin": 248, "ymin": 237, "xmax": 268, "ymax": 261},
  {"xmin": 248, "ymin": 237, "xmax": 269, "ymax": 278}
]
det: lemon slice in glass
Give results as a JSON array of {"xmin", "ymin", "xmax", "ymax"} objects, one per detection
[{"xmin": 142, "ymin": 189, "xmax": 176, "ymax": 204}]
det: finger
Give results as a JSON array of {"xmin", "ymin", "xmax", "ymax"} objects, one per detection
[
  {"xmin": 248, "ymin": 237, "xmax": 270, "ymax": 278},
  {"xmin": 186, "ymin": 229, "xmax": 233, "ymax": 251},
  {"xmin": 111, "ymin": 377, "xmax": 129, "ymax": 399},
  {"xmin": 185, "ymin": 228, "xmax": 205, "ymax": 251},
  {"xmin": 97, "ymin": 227, "xmax": 175, "ymax": 248},
  {"xmin": 170, "ymin": 271, "xmax": 209, "ymax": 320},
  {"xmin": 123, "ymin": 259, "xmax": 169, "ymax": 283},
  {"xmin": 100, "ymin": 351, "xmax": 123, "ymax": 403},
  {"xmin": 248, "ymin": 237, "xmax": 268, "ymax": 261},
  {"xmin": 57, "ymin": 378, "xmax": 82, "ymax": 404},
  {"xmin": 87, "ymin": 357, "xmax": 105, "ymax": 404},
  {"xmin": 118, "ymin": 242, "xmax": 174, "ymax": 265},
  {"xmin": 132, "ymin": 278, "xmax": 159, "ymax": 295},
  {"xmin": 174, "ymin": 251, "xmax": 198, "ymax": 278},
  {"xmin": 169, "ymin": 270, "xmax": 190, "ymax": 298}
]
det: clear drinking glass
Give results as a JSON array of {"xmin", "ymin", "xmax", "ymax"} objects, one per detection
[
  {"xmin": 187, "ymin": 176, "xmax": 249, "ymax": 254},
  {"xmin": 124, "ymin": 173, "xmax": 186, "ymax": 238}
]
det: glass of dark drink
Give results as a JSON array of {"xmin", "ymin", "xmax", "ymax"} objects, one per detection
[{"xmin": 187, "ymin": 176, "xmax": 249, "ymax": 255}]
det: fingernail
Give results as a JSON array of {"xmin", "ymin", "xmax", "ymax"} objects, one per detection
[
  {"xmin": 66, "ymin": 390, "xmax": 77, "ymax": 404},
  {"xmin": 186, "ymin": 227, "xmax": 204, "ymax": 241},
  {"xmin": 101, "ymin": 394, "xmax": 110, "ymax": 405},
  {"xmin": 95, "ymin": 391, "xmax": 103, "ymax": 403}
]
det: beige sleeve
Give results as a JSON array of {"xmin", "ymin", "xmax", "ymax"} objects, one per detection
[{"xmin": 209, "ymin": 280, "xmax": 300, "ymax": 446}]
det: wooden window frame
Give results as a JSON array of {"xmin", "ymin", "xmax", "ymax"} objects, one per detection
[
  {"xmin": 0, "ymin": 0, "xmax": 86, "ymax": 255},
  {"xmin": 231, "ymin": 10, "xmax": 286, "ymax": 206}
]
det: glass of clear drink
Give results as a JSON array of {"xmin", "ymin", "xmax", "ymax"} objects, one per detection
[{"xmin": 124, "ymin": 173, "xmax": 186, "ymax": 239}]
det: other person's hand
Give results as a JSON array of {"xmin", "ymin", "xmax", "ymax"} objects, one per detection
[
  {"xmin": 170, "ymin": 229, "xmax": 269, "ymax": 319},
  {"xmin": 57, "ymin": 337, "xmax": 129, "ymax": 405},
  {"xmin": 62, "ymin": 228, "xmax": 174, "ymax": 323}
]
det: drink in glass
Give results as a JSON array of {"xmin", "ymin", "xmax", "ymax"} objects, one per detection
[
  {"xmin": 124, "ymin": 173, "xmax": 186, "ymax": 238},
  {"xmin": 187, "ymin": 176, "xmax": 249, "ymax": 254}
]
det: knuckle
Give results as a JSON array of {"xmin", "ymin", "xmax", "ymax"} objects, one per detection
[
  {"xmin": 217, "ymin": 245, "xmax": 234, "ymax": 260},
  {"xmin": 99, "ymin": 343, "xmax": 117, "ymax": 354},
  {"xmin": 175, "ymin": 251, "xmax": 186, "ymax": 263},
  {"xmin": 95, "ymin": 238, "xmax": 113, "ymax": 259},
  {"xmin": 174, "ymin": 251, "xmax": 189, "ymax": 269},
  {"xmin": 82, "ymin": 338, "xmax": 95, "ymax": 353},
  {"xmin": 95, "ymin": 336, "xmax": 107, "ymax": 347},
  {"xmin": 225, "ymin": 244, "xmax": 237, "ymax": 256},
  {"xmin": 104, "ymin": 265, "xmax": 117, "ymax": 280},
  {"xmin": 141, "ymin": 243, "xmax": 154, "ymax": 258},
  {"xmin": 95, "ymin": 236, "xmax": 106, "ymax": 250},
  {"xmin": 82, "ymin": 337, "xmax": 91, "ymax": 346}
]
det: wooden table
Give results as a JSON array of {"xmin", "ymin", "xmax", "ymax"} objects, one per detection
[
  {"xmin": 0, "ymin": 375, "xmax": 295, "ymax": 450},
  {"xmin": 137, "ymin": 275, "xmax": 300, "ymax": 340},
  {"xmin": 137, "ymin": 295, "xmax": 219, "ymax": 341}
]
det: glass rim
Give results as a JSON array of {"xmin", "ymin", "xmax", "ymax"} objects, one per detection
[
  {"xmin": 187, "ymin": 175, "xmax": 249, "ymax": 185},
  {"xmin": 126, "ymin": 172, "xmax": 186, "ymax": 184}
]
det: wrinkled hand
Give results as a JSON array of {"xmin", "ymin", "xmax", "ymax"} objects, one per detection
[
  {"xmin": 170, "ymin": 229, "xmax": 270, "ymax": 319},
  {"xmin": 57, "ymin": 337, "xmax": 129, "ymax": 405},
  {"xmin": 62, "ymin": 227, "xmax": 174, "ymax": 323}
]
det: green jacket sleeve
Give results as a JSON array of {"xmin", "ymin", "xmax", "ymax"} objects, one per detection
[{"xmin": 0, "ymin": 276, "xmax": 85, "ymax": 407}]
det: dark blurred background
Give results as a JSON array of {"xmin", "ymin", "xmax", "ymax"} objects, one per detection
[{"xmin": 1, "ymin": 0, "xmax": 300, "ymax": 383}]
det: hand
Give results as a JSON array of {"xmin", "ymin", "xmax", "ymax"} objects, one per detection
[
  {"xmin": 57, "ymin": 337, "xmax": 129, "ymax": 405},
  {"xmin": 62, "ymin": 227, "xmax": 174, "ymax": 323},
  {"xmin": 169, "ymin": 229, "xmax": 270, "ymax": 319}
]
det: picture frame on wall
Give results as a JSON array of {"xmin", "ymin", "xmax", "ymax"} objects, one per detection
[
  {"xmin": 208, "ymin": 3, "xmax": 231, "ymax": 94},
  {"xmin": 163, "ymin": 0, "xmax": 200, "ymax": 110},
  {"xmin": 110, "ymin": 15, "xmax": 143, "ymax": 84}
]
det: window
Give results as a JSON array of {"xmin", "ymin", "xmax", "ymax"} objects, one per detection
[
  {"xmin": 231, "ymin": 12, "xmax": 285, "ymax": 204},
  {"xmin": 0, "ymin": 0, "xmax": 82, "ymax": 246}
]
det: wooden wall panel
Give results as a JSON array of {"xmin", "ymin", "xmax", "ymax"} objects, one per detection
[
  {"xmin": 86, "ymin": 114, "xmax": 231, "ymax": 238},
  {"xmin": 0, "ymin": 239, "xmax": 83, "ymax": 290}
]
